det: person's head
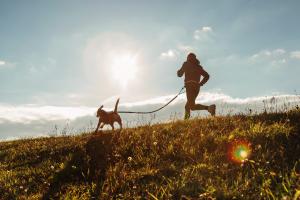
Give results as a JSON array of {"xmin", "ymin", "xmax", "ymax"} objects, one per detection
[{"xmin": 187, "ymin": 53, "xmax": 200, "ymax": 65}]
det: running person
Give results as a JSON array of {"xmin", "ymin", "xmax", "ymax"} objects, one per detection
[{"xmin": 177, "ymin": 53, "xmax": 216, "ymax": 119}]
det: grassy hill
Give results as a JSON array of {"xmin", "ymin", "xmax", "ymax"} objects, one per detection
[{"xmin": 0, "ymin": 110, "xmax": 300, "ymax": 199}]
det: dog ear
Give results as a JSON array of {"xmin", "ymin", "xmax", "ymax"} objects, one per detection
[{"xmin": 100, "ymin": 105, "xmax": 104, "ymax": 109}]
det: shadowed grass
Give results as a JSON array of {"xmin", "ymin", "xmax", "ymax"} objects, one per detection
[{"xmin": 0, "ymin": 110, "xmax": 299, "ymax": 199}]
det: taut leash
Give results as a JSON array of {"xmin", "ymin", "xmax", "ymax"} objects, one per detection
[{"xmin": 118, "ymin": 86, "xmax": 186, "ymax": 114}]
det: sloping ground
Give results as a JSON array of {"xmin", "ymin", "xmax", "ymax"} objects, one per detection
[{"xmin": 0, "ymin": 111, "xmax": 300, "ymax": 199}]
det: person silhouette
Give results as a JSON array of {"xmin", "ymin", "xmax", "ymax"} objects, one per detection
[{"xmin": 177, "ymin": 53, "xmax": 216, "ymax": 119}]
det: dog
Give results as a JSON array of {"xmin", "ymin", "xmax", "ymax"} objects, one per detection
[{"xmin": 94, "ymin": 98, "xmax": 122, "ymax": 133}]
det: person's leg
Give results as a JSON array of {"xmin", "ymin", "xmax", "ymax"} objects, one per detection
[
  {"xmin": 189, "ymin": 85, "xmax": 216, "ymax": 116},
  {"xmin": 184, "ymin": 85, "xmax": 194, "ymax": 119},
  {"xmin": 192, "ymin": 104, "xmax": 209, "ymax": 110},
  {"xmin": 184, "ymin": 103, "xmax": 191, "ymax": 119},
  {"xmin": 189, "ymin": 85, "xmax": 208, "ymax": 111}
]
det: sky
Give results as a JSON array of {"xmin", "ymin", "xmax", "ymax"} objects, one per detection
[{"xmin": 1, "ymin": 0, "xmax": 300, "ymax": 140}]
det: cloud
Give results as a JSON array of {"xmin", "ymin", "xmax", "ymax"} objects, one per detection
[
  {"xmin": 0, "ymin": 104, "xmax": 95, "ymax": 124},
  {"xmin": 160, "ymin": 49, "xmax": 178, "ymax": 59},
  {"xmin": 219, "ymin": 48, "xmax": 297, "ymax": 69},
  {"xmin": 1, "ymin": 92, "xmax": 298, "ymax": 124},
  {"xmin": 251, "ymin": 49, "xmax": 286, "ymax": 59},
  {"xmin": 159, "ymin": 26, "xmax": 213, "ymax": 61},
  {"xmin": 250, "ymin": 48, "xmax": 289, "ymax": 67},
  {"xmin": 0, "ymin": 91, "xmax": 299, "ymax": 140},
  {"xmin": 0, "ymin": 59, "xmax": 15, "ymax": 69},
  {"xmin": 0, "ymin": 60, "xmax": 5, "ymax": 66},
  {"xmin": 121, "ymin": 91, "xmax": 299, "ymax": 107},
  {"xmin": 160, "ymin": 45, "xmax": 195, "ymax": 61},
  {"xmin": 290, "ymin": 51, "xmax": 300, "ymax": 59},
  {"xmin": 177, "ymin": 45, "xmax": 194, "ymax": 54},
  {"xmin": 202, "ymin": 27, "xmax": 213, "ymax": 32},
  {"xmin": 273, "ymin": 49, "xmax": 286, "ymax": 55},
  {"xmin": 194, "ymin": 26, "xmax": 214, "ymax": 42}
]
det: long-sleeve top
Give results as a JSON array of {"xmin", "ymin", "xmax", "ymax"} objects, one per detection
[{"xmin": 177, "ymin": 61, "xmax": 209, "ymax": 85}]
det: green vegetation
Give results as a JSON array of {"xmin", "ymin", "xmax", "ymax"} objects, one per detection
[{"xmin": 0, "ymin": 110, "xmax": 300, "ymax": 199}]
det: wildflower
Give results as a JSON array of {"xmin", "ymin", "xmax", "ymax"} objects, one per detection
[
  {"xmin": 270, "ymin": 171, "xmax": 276, "ymax": 176},
  {"xmin": 199, "ymin": 192, "xmax": 209, "ymax": 197},
  {"xmin": 133, "ymin": 185, "xmax": 137, "ymax": 189},
  {"xmin": 19, "ymin": 186, "xmax": 23, "ymax": 189},
  {"xmin": 50, "ymin": 165, "xmax": 54, "ymax": 169},
  {"xmin": 153, "ymin": 141, "xmax": 157, "ymax": 146},
  {"xmin": 228, "ymin": 134, "xmax": 234, "ymax": 140},
  {"xmin": 245, "ymin": 181, "xmax": 249, "ymax": 186},
  {"xmin": 117, "ymin": 194, "xmax": 124, "ymax": 198},
  {"xmin": 282, "ymin": 196, "xmax": 288, "ymax": 200},
  {"xmin": 128, "ymin": 157, "xmax": 132, "ymax": 162}
]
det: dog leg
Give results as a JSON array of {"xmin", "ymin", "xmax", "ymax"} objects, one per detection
[
  {"xmin": 117, "ymin": 121, "xmax": 122, "ymax": 134},
  {"xmin": 118, "ymin": 121, "xmax": 122, "ymax": 130},
  {"xmin": 110, "ymin": 123, "xmax": 114, "ymax": 131},
  {"xmin": 95, "ymin": 120, "xmax": 101, "ymax": 133}
]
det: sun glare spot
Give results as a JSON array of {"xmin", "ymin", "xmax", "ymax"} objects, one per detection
[
  {"xmin": 110, "ymin": 52, "xmax": 138, "ymax": 87},
  {"xmin": 228, "ymin": 140, "xmax": 251, "ymax": 164},
  {"xmin": 239, "ymin": 149, "xmax": 248, "ymax": 159}
]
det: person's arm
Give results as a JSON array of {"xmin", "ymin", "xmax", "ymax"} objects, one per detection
[
  {"xmin": 177, "ymin": 63, "xmax": 185, "ymax": 77},
  {"xmin": 199, "ymin": 67, "xmax": 210, "ymax": 86}
]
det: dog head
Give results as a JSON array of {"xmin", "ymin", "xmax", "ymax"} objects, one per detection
[{"xmin": 96, "ymin": 105, "xmax": 104, "ymax": 117}]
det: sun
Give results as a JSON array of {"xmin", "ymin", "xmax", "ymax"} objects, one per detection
[{"xmin": 110, "ymin": 52, "xmax": 138, "ymax": 88}]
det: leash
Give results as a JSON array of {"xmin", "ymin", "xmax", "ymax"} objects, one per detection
[{"xmin": 118, "ymin": 86, "xmax": 186, "ymax": 114}]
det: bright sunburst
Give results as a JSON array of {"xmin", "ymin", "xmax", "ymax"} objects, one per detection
[{"xmin": 110, "ymin": 52, "xmax": 138, "ymax": 87}]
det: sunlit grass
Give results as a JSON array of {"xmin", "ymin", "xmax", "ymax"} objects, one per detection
[{"xmin": 0, "ymin": 110, "xmax": 299, "ymax": 199}]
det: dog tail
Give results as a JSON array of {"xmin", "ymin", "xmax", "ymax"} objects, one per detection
[{"xmin": 114, "ymin": 98, "xmax": 120, "ymax": 113}]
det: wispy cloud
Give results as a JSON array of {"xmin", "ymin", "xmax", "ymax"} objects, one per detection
[
  {"xmin": 290, "ymin": 51, "xmax": 300, "ymax": 59},
  {"xmin": 194, "ymin": 26, "xmax": 214, "ymax": 42},
  {"xmin": 251, "ymin": 49, "xmax": 286, "ymax": 59},
  {"xmin": 177, "ymin": 45, "xmax": 194, "ymax": 54},
  {"xmin": 0, "ymin": 60, "xmax": 5, "ymax": 66},
  {"xmin": 202, "ymin": 27, "xmax": 212, "ymax": 32},
  {"xmin": 160, "ymin": 49, "xmax": 178, "ymax": 59},
  {"xmin": 159, "ymin": 26, "xmax": 213, "ymax": 60},
  {"xmin": 250, "ymin": 48, "xmax": 288, "ymax": 67},
  {"xmin": 0, "ymin": 59, "xmax": 15, "ymax": 69}
]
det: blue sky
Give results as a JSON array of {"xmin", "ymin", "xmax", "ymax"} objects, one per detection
[{"xmin": 1, "ymin": 0, "xmax": 300, "ymax": 139}]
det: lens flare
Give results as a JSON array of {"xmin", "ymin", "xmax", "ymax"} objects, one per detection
[{"xmin": 228, "ymin": 140, "xmax": 251, "ymax": 163}]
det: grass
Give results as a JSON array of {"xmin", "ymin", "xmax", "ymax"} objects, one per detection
[{"xmin": 0, "ymin": 110, "xmax": 300, "ymax": 199}]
